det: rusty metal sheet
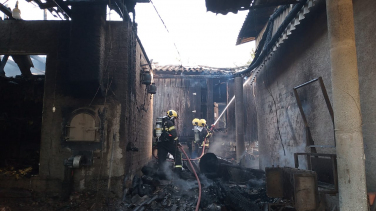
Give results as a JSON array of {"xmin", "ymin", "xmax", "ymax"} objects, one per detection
[
  {"xmin": 294, "ymin": 173, "xmax": 319, "ymax": 211},
  {"xmin": 265, "ymin": 167, "xmax": 284, "ymax": 198}
]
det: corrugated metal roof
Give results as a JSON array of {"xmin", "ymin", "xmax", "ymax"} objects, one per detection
[
  {"xmin": 205, "ymin": 0, "xmax": 251, "ymax": 15},
  {"xmin": 236, "ymin": 0, "xmax": 300, "ymax": 45},
  {"xmin": 205, "ymin": 0, "xmax": 298, "ymax": 15},
  {"xmin": 236, "ymin": 7, "xmax": 276, "ymax": 45},
  {"xmin": 244, "ymin": 0, "xmax": 317, "ymax": 84},
  {"xmin": 153, "ymin": 64, "xmax": 248, "ymax": 75},
  {"xmin": 253, "ymin": 0, "xmax": 299, "ymax": 7}
]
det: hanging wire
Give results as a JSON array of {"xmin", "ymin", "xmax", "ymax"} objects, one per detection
[{"xmin": 149, "ymin": 0, "xmax": 182, "ymax": 66}]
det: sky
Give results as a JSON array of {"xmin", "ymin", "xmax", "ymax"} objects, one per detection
[{"xmin": 2, "ymin": 0, "xmax": 255, "ymax": 68}]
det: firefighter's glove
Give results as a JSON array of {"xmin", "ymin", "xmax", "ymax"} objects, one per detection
[{"xmin": 177, "ymin": 143, "xmax": 182, "ymax": 148}]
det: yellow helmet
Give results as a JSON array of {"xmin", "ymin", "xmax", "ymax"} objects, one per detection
[
  {"xmin": 167, "ymin": 110, "xmax": 178, "ymax": 119},
  {"xmin": 192, "ymin": 118, "xmax": 199, "ymax": 126},
  {"xmin": 198, "ymin": 119, "xmax": 207, "ymax": 127}
]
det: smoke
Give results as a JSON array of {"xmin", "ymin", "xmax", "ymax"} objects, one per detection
[
  {"xmin": 160, "ymin": 162, "xmax": 208, "ymax": 192},
  {"xmin": 207, "ymin": 139, "xmax": 225, "ymax": 155},
  {"xmin": 247, "ymin": 178, "xmax": 266, "ymax": 188}
]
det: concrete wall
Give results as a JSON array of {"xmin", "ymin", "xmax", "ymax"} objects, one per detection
[
  {"xmin": 354, "ymin": 0, "xmax": 376, "ymax": 192},
  {"xmin": 251, "ymin": 0, "xmax": 376, "ymax": 192},
  {"xmin": 0, "ymin": 20, "xmax": 153, "ymax": 195},
  {"xmin": 253, "ymin": 0, "xmax": 333, "ymax": 169}
]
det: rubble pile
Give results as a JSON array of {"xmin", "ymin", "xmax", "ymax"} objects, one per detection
[
  {"xmin": 122, "ymin": 160, "xmax": 272, "ymax": 211},
  {"xmin": 0, "ymin": 158, "xmax": 276, "ymax": 211}
]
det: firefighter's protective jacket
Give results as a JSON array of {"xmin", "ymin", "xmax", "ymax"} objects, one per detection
[{"xmin": 161, "ymin": 118, "xmax": 178, "ymax": 142}]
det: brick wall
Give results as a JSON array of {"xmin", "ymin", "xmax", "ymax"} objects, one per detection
[{"xmin": 0, "ymin": 20, "xmax": 153, "ymax": 195}]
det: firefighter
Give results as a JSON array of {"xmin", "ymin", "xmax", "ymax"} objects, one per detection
[
  {"xmin": 156, "ymin": 110, "xmax": 182, "ymax": 173},
  {"xmin": 192, "ymin": 118, "xmax": 200, "ymax": 158},
  {"xmin": 196, "ymin": 119, "xmax": 212, "ymax": 157}
]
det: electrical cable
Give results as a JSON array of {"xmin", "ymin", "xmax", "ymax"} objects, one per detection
[
  {"xmin": 149, "ymin": 0, "xmax": 182, "ymax": 66},
  {"xmin": 178, "ymin": 145, "xmax": 201, "ymax": 211}
]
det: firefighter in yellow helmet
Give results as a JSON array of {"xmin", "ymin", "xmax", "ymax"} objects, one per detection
[
  {"xmin": 191, "ymin": 118, "xmax": 200, "ymax": 158},
  {"xmin": 192, "ymin": 118, "xmax": 199, "ymax": 126},
  {"xmin": 196, "ymin": 119, "xmax": 212, "ymax": 157},
  {"xmin": 156, "ymin": 110, "xmax": 182, "ymax": 173}
]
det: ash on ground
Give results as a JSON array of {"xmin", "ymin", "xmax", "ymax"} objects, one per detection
[{"xmin": 0, "ymin": 160, "xmax": 280, "ymax": 211}]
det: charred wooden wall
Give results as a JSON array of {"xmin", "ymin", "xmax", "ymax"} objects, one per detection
[{"xmin": 153, "ymin": 78, "xmax": 205, "ymax": 142}]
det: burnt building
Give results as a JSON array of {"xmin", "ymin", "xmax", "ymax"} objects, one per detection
[
  {"xmin": 0, "ymin": 0, "xmax": 153, "ymax": 197},
  {"xmin": 216, "ymin": 0, "xmax": 376, "ymax": 210}
]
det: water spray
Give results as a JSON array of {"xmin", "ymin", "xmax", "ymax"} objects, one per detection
[{"xmin": 213, "ymin": 76, "xmax": 253, "ymax": 126}]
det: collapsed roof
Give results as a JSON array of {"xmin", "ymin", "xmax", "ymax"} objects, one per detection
[{"xmin": 0, "ymin": 0, "xmax": 149, "ymax": 20}]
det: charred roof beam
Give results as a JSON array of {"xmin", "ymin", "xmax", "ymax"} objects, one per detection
[
  {"xmin": 153, "ymin": 74, "xmax": 233, "ymax": 79},
  {"xmin": 11, "ymin": 55, "xmax": 34, "ymax": 79},
  {"xmin": 0, "ymin": 3, "xmax": 15, "ymax": 19},
  {"xmin": 51, "ymin": 0, "xmax": 71, "ymax": 18},
  {"xmin": 0, "ymin": 55, "xmax": 9, "ymax": 77},
  {"xmin": 30, "ymin": 0, "xmax": 70, "ymax": 19}
]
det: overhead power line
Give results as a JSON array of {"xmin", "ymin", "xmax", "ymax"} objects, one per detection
[{"xmin": 150, "ymin": 0, "xmax": 182, "ymax": 66}]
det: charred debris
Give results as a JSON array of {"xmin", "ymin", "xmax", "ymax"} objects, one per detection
[{"xmin": 124, "ymin": 153, "xmax": 270, "ymax": 211}]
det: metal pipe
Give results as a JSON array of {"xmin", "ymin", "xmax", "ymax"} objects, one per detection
[
  {"xmin": 326, "ymin": 0, "xmax": 367, "ymax": 210},
  {"xmin": 235, "ymin": 76, "xmax": 245, "ymax": 162},
  {"xmin": 293, "ymin": 77, "xmax": 319, "ymax": 89}
]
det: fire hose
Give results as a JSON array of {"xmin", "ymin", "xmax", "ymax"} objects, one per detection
[
  {"xmin": 152, "ymin": 139, "xmax": 206, "ymax": 160},
  {"xmin": 150, "ymin": 145, "xmax": 202, "ymax": 211},
  {"xmin": 178, "ymin": 144, "xmax": 201, "ymax": 211},
  {"xmin": 150, "ymin": 125, "xmax": 214, "ymax": 211}
]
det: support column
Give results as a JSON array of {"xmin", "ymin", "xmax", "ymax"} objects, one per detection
[
  {"xmin": 227, "ymin": 79, "xmax": 236, "ymax": 140},
  {"xmin": 326, "ymin": 0, "xmax": 367, "ymax": 210},
  {"xmin": 235, "ymin": 76, "xmax": 245, "ymax": 162},
  {"xmin": 206, "ymin": 79, "xmax": 214, "ymax": 126}
]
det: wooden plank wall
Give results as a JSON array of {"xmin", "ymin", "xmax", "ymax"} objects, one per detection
[{"xmin": 153, "ymin": 78, "xmax": 203, "ymax": 142}]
